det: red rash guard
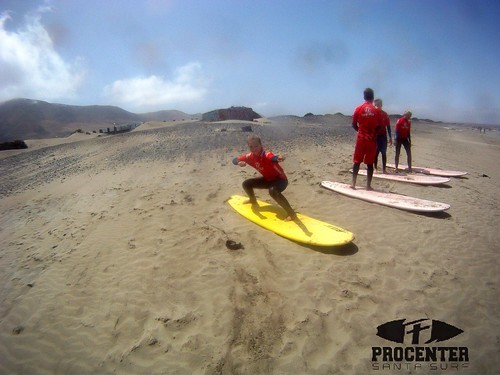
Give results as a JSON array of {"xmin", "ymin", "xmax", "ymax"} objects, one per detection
[
  {"xmin": 237, "ymin": 150, "xmax": 287, "ymax": 181},
  {"xmin": 377, "ymin": 109, "xmax": 391, "ymax": 137},
  {"xmin": 395, "ymin": 117, "xmax": 411, "ymax": 140},
  {"xmin": 352, "ymin": 101, "xmax": 382, "ymax": 142}
]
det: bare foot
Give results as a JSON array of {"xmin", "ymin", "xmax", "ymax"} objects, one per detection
[
  {"xmin": 243, "ymin": 199, "xmax": 257, "ymax": 205},
  {"xmin": 284, "ymin": 214, "xmax": 297, "ymax": 222},
  {"xmin": 366, "ymin": 186, "xmax": 374, "ymax": 191},
  {"xmin": 350, "ymin": 184, "xmax": 356, "ymax": 190}
]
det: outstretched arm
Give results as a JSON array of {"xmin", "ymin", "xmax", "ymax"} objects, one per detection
[{"xmin": 232, "ymin": 157, "xmax": 246, "ymax": 167}]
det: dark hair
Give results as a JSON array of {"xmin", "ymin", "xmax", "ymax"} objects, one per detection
[{"xmin": 364, "ymin": 88, "xmax": 374, "ymax": 101}]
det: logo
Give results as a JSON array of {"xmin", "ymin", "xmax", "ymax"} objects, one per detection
[
  {"xmin": 371, "ymin": 318, "xmax": 469, "ymax": 372},
  {"xmin": 362, "ymin": 107, "xmax": 375, "ymax": 117},
  {"xmin": 377, "ymin": 318, "xmax": 463, "ymax": 344}
]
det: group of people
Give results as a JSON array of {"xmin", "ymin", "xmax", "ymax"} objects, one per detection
[{"xmin": 232, "ymin": 88, "xmax": 413, "ymax": 221}]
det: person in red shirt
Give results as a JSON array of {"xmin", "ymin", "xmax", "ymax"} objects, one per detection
[
  {"xmin": 233, "ymin": 135, "xmax": 297, "ymax": 221},
  {"xmin": 351, "ymin": 88, "xmax": 382, "ymax": 190},
  {"xmin": 394, "ymin": 110, "xmax": 412, "ymax": 172},
  {"xmin": 374, "ymin": 98, "xmax": 392, "ymax": 173}
]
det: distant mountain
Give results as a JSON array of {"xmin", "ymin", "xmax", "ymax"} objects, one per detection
[
  {"xmin": 138, "ymin": 109, "xmax": 200, "ymax": 122},
  {"xmin": 0, "ymin": 98, "xmax": 195, "ymax": 141}
]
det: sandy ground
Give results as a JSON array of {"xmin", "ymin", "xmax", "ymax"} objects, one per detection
[
  {"xmin": 0, "ymin": 132, "xmax": 102, "ymax": 160},
  {"xmin": 0, "ymin": 118, "xmax": 498, "ymax": 374}
]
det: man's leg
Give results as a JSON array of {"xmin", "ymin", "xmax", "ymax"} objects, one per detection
[
  {"xmin": 366, "ymin": 164, "xmax": 374, "ymax": 190},
  {"xmin": 395, "ymin": 141, "xmax": 402, "ymax": 171},
  {"xmin": 403, "ymin": 140, "xmax": 412, "ymax": 171},
  {"xmin": 381, "ymin": 136, "xmax": 388, "ymax": 173},
  {"xmin": 269, "ymin": 180, "xmax": 296, "ymax": 220},
  {"xmin": 351, "ymin": 163, "xmax": 360, "ymax": 189},
  {"xmin": 242, "ymin": 177, "xmax": 268, "ymax": 202},
  {"xmin": 374, "ymin": 135, "xmax": 383, "ymax": 172}
]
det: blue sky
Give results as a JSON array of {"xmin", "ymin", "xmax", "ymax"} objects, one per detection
[{"xmin": 1, "ymin": 0, "xmax": 499, "ymax": 124}]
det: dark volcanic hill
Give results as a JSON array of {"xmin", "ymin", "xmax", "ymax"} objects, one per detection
[
  {"xmin": 0, "ymin": 98, "xmax": 194, "ymax": 142},
  {"xmin": 201, "ymin": 106, "xmax": 261, "ymax": 122}
]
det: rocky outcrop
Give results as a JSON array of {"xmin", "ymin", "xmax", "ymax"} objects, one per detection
[
  {"xmin": 0, "ymin": 140, "xmax": 28, "ymax": 151},
  {"xmin": 202, "ymin": 106, "xmax": 261, "ymax": 122}
]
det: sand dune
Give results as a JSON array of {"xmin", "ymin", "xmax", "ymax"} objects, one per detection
[
  {"xmin": 0, "ymin": 119, "xmax": 498, "ymax": 374},
  {"xmin": 0, "ymin": 132, "xmax": 102, "ymax": 160}
]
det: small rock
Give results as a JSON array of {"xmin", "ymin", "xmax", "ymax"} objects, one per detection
[
  {"xmin": 12, "ymin": 326, "xmax": 24, "ymax": 335},
  {"xmin": 226, "ymin": 240, "xmax": 244, "ymax": 250}
]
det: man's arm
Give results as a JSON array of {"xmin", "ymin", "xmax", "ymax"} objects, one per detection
[{"xmin": 232, "ymin": 155, "xmax": 247, "ymax": 167}]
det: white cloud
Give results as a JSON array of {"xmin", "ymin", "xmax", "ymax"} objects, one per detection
[
  {"xmin": 102, "ymin": 62, "xmax": 209, "ymax": 109},
  {"xmin": 0, "ymin": 8, "xmax": 85, "ymax": 101}
]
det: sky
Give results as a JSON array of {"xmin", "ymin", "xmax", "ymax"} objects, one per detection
[{"xmin": 0, "ymin": 0, "xmax": 499, "ymax": 124}]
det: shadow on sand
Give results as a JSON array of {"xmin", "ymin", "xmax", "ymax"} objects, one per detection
[
  {"xmin": 430, "ymin": 183, "xmax": 453, "ymax": 189},
  {"xmin": 295, "ymin": 240, "xmax": 359, "ymax": 256},
  {"xmin": 414, "ymin": 210, "xmax": 452, "ymax": 219}
]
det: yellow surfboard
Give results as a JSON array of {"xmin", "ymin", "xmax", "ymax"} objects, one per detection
[{"xmin": 227, "ymin": 195, "xmax": 354, "ymax": 246}]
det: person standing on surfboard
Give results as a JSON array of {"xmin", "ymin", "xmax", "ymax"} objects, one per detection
[
  {"xmin": 232, "ymin": 135, "xmax": 297, "ymax": 221},
  {"xmin": 351, "ymin": 88, "xmax": 383, "ymax": 190},
  {"xmin": 394, "ymin": 110, "xmax": 412, "ymax": 173},
  {"xmin": 374, "ymin": 98, "xmax": 392, "ymax": 174}
]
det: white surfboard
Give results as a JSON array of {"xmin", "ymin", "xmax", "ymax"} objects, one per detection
[
  {"xmin": 386, "ymin": 163, "xmax": 467, "ymax": 177},
  {"xmin": 321, "ymin": 181, "xmax": 450, "ymax": 212},
  {"xmin": 351, "ymin": 169, "xmax": 450, "ymax": 185}
]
